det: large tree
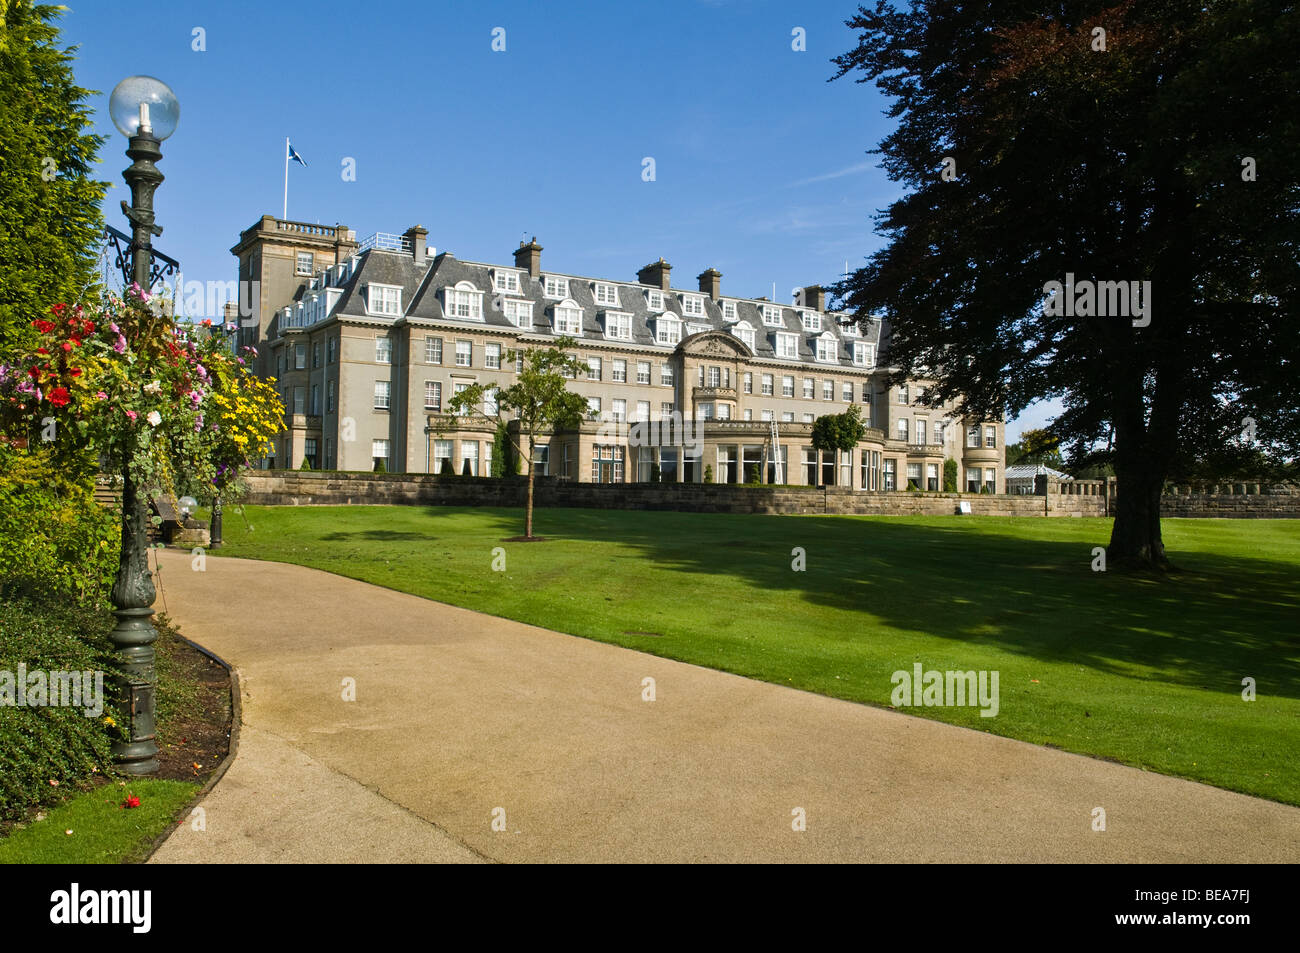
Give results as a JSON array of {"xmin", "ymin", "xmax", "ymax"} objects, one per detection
[
  {"xmin": 0, "ymin": 1, "xmax": 108, "ymax": 361},
  {"xmin": 831, "ymin": 0, "xmax": 1299, "ymax": 568}
]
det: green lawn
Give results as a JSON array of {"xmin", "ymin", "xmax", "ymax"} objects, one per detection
[
  {"xmin": 215, "ymin": 505, "xmax": 1300, "ymax": 804},
  {"xmin": 0, "ymin": 779, "xmax": 199, "ymax": 864}
]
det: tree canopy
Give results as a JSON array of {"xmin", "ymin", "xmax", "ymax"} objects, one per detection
[
  {"xmin": 0, "ymin": 1, "xmax": 108, "ymax": 362},
  {"xmin": 831, "ymin": 0, "xmax": 1299, "ymax": 567},
  {"xmin": 445, "ymin": 338, "xmax": 586, "ymax": 538}
]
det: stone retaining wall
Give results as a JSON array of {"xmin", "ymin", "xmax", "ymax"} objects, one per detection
[{"xmin": 242, "ymin": 471, "xmax": 1107, "ymax": 517}]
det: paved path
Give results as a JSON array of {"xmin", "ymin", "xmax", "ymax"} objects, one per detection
[{"xmin": 150, "ymin": 550, "xmax": 1300, "ymax": 864}]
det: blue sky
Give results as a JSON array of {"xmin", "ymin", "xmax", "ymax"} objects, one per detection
[{"xmin": 60, "ymin": 0, "xmax": 1055, "ymax": 439}]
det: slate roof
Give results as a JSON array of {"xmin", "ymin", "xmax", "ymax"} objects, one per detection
[{"xmin": 310, "ymin": 246, "xmax": 887, "ymax": 370}]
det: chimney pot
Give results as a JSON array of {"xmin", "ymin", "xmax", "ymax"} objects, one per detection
[
  {"xmin": 514, "ymin": 238, "xmax": 543, "ymax": 278},
  {"xmin": 697, "ymin": 268, "xmax": 722, "ymax": 299},
  {"xmin": 637, "ymin": 259, "xmax": 672, "ymax": 291},
  {"xmin": 403, "ymin": 224, "xmax": 429, "ymax": 264},
  {"xmin": 801, "ymin": 285, "xmax": 827, "ymax": 312}
]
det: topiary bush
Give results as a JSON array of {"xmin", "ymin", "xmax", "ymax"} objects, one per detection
[
  {"xmin": 704, "ymin": 464, "xmax": 714, "ymax": 484},
  {"xmin": 0, "ymin": 583, "xmax": 122, "ymax": 822},
  {"xmin": 299, "ymin": 458, "xmax": 312, "ymax": 471},
  {"xmin": 650, "ymin": 464, "xmax": 661, "ymax": 484},
  {"xmin": 374, "ymin": 459, "xmax": 387, "ymax": 473},
  {"xmin": 745, "ymin": 464, "xmax": 760, "ymax": 484},
  {"xmin": 943, "ymin": 458, "xmax": 958, "ymax": 492}
]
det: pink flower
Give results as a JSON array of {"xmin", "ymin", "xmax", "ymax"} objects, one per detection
[
  {"xmin": 125, "ymin": 409, "xmax": 137, "ymax": 421},
  {"xmin": 95, "ymin": 391, "xmax": 107, "ymax": 400},
  {"xmin": 113, "ymin": 336, "xmax": 127, "ymax": 354}
]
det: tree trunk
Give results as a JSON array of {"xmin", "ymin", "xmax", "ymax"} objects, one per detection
[
  {"xmin": 1107, "ymin": 461, "xmax": 1169, "ymax": 570},
  {"xmin": 526, "ymin": 466, "xmax": 535, "ymax": 539}
]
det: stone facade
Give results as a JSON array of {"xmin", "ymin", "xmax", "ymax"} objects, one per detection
[{"xmin": 233, "ymin": 217, "xmax": 1007, "ymax": 493}]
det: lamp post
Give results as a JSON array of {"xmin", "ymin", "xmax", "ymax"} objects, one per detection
[{"xmin": 106, "ymin": 75, "xmax": 179, "ymax": 775}]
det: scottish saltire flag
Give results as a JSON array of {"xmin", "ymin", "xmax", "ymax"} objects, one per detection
[{"xmin": 288, "ymin": 142, "xmax": 308, "ymax": 168}]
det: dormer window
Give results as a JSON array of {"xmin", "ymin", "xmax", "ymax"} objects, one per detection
[
  {"xmin": 682, "ymin": 293, "xmax": 705, "ymax": 317},
  {"xmin": 544, "ymin": 275, "xmax": 569, "ymax": 299},
  {"xmin": 504, "ymin": 299, "xmax": 533, "ymax": 329},
  {"xmin": 721, "ymin": 300, "xmax": 737, "ymax": 321},
  {"xmin": 655, "ymin": 315, "xmax": 681, "ymax": 346},
  {"xmin": 444, "ymin": 281, "xmax": 483, "ymax": 320},
  {"xmin": 774, "ymin": 332, "xmax": 798, "ymax": 359},
  {"xmin": 603, "ymin": 311, "xmax": 633, "ymax": 341},
  {"xmin": 731, "ymin": 320, "xmax": 755, "ymax": 350},
  {"xmin": 493, "ymin": 269, "xmax": 522, "ymax": 295},
  {"xmin": 646, "ymin": 289, "xmax": 664, "ymax": 312},
  {"xmin": 553, "ymin": 299, "xmax": 583, "ymax": 335},
  {"xmin": 853, "ymin": 341, "xmax": 876, "ymax": 368},
  {"xmin": 840, "ymin": 318, "xmax": 860, "ymax": 337},
  {"xmin": 367, "ymin": 283, "xmax": 402, "ymax": 317},
  {"xmin": 762, "ymin": 304, "xmax": 783, "ymax": 327},
  {"xmin": 594, "ymin": 282, "xmax": 620, "ymax": 307},
  {"xmin": 801, "ymin": 311, "xmax": 822, "ymax": 332},
  {"xmin": 815, "ymin": 332, "xmax": 838, "ymax": 363}
]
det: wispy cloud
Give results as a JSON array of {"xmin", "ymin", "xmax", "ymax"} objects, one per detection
[{"xmin": 788, "ymin": 161, "xmax": 874, "ymax": 188}]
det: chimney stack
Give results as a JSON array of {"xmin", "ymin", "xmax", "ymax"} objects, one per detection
[
  {"xmin": 637, "ymin": 258, "xmax": 672, "ymax": 291},
  {"xmin": 697, "ymin": 268, "xmax": 722, "ymax": 300},
  {"xmin": 801, "ymin": 285, "xmax": 827, "ymax": 312},
  {"xmin": 514, "ymin": 237, "xmax": 542, "ymax": 278},
  {"xmin": 403, "ymin": 224, "xmax": 429, "ymax": 264}
]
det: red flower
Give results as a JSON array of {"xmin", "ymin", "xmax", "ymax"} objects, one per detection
[
  {"xmin": 32, "ymin": 320, "xmax": 55, "ymax": 334},
  {"xmin": 47, "ymin": 387, "xmax": 70, "ymax": 407},
  {"xmin": 69, "ymin": 368, "xmax": 82, "ymax": 378},
  {"xmin": 28, "ymin": 367, "xmax": 40, "ymax": 378},
  {"xmin": 81, "ymin": 319, "xmax": 95, "ymax": 334},
  {"xmin": 122, "ymin": 795, "xmax": 140, "ymax": 809},
  {"xmin": 61, "ymin": 341, "xmax": 74, "ymax": 352},
  {"xmin": 50, "ymin": 303, "xmax": 66, "ymax": 316},
  {"xmin": 35, "ymin": 347, "xmax": 48, "ymax": 355}
]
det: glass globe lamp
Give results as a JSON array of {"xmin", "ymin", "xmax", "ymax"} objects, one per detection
[{"xmin": 109, "ymin": 75, "xmax": 179, "ymax": 140}]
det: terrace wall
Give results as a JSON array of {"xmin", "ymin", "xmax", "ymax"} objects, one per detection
[
  {"xmin": 240, "ymin": 471, "xmax": 1300, "ymax": 518},
  {"xmin": 241, "ymin": 471, "xmax": 1102, "ymax": 516}
]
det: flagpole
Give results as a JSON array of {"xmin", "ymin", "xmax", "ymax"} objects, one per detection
[{"xmin": 283, "ymin": 137, "xmax": 289, "ymax": 219}]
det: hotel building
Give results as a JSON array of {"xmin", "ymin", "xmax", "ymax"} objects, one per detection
[{"xmin": 230, "ymin": 216, "xmax": 1005, "ymax": 490}]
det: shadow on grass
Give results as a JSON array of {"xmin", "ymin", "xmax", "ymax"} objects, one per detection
[
  {"xmin": 416, "ymin": 506, "xmax": 1300, "ymax": 700},
  {"xmin": 320, "ymin": 530, "xmax": 437, "ymax": 542}
]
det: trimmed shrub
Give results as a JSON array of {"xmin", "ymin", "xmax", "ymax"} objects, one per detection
[
  {"xmin": 299, "ymin": 458, "xmax": 312, "ymax": 471},
  {"xmin": 0, "ymin": 584, "xmax": 122, "ymax": 822},
  {"xmin": 906, "ymin": 480, "xmax": 920, "ymax": 491},
  {"xmin": 374, "ymin": 459, "xmax": 387, "ymax": 473},
  {"xmin": 745, "ymin": 464, "xmax": 760, "ymax": 484},
  {"xmin": 440, "ymin": 459, "xmax": 454, "ymax": 476},
  {"xmin": 461, "ymin": 459, "xmax": 473, "ymax": 477},
  {"xmin": 943, "ymin": 458, "xmax": 958, "ymax": 492},
  {"xmin": 650, "ymin": 464, "xmax": 661, "ymax": 484},
  {"xmin": 704, "ymin": 465, "xmax": 714, "ymax": 484},
  {"xmin": 0, "ymin": 447, "xmax": 117, "ymax": 606}
]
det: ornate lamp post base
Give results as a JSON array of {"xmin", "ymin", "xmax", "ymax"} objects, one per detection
[
  {"xmin": 110, "ymin": 475, "xmax": 160, "ymax": 775},
  {"xmin": 210, "ymin": 495, "xmax": 223, "ymax": 547},
  {"xmin": 108, "ymin": 606, "xmax": 159, "ymax": 774}
]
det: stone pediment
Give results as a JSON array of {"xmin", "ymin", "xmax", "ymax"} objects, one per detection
[{"xmin": 679, "ymin": 330, "xmax": 750, "ymax": 358}]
